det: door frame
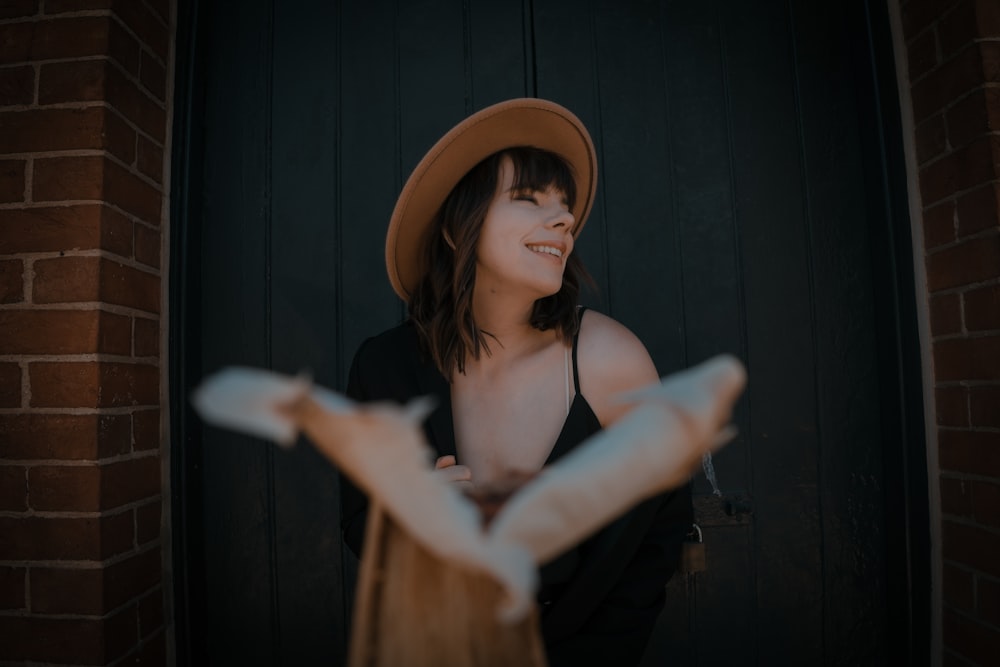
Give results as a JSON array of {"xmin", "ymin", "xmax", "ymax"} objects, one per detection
[{"xmin": 166, "ymin": 0, "xmax": 931, "ymax": 663}]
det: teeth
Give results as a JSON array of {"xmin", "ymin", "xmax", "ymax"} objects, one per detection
[{"xmin": 527, "ymin": 245, "xmax": 563, "ymax": 258}]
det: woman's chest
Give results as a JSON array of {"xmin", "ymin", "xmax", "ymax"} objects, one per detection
[{"xmin": 451, "ymin": 360, "xmax": 571, "ymax": 486}]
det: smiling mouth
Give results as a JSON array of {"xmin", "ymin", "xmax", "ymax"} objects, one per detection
[{"xmin": 526, "ymin": 244, "xmax": 563, "ymax": 259}]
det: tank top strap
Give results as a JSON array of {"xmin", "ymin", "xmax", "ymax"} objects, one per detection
[{"xmin": 571, "ymin": 306, "xmax": 587, "ymax": 395}]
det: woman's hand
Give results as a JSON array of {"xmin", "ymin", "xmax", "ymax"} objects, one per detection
[{"xmin": 434, "ymin": 455, "xmax": 474, "ymax": 490}]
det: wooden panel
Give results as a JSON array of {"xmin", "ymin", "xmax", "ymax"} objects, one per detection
[
  {"xmin": 198, "ymin": 0, "xmax": 277, "ymax": 663},
  {"xmin": 532, "ymin": 0, "xmax": 609, "ymax": 307},
  {"xmin": 591, "ymin": 0, "xmax": 684, "ymax": 375},
  {"xmin": 721, "ymin": 0, "xmax": 823, "ymax": 662},
  {"xmin": 789, "ymin": 1, "xmax": 889, "ymax": 663},
  {"xmin": 270, "ymin": 0, "xmax": 346, "ymax": 663}
]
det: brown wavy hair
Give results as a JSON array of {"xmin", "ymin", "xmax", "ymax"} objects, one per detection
[{"xmin": 409, "ymin": 146, "xmax": 592, "ymax": 378}]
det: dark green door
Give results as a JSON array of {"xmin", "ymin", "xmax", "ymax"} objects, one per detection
[{"xmin": 171, "ymin": 1, "xmax": 929, "ymax": 664}]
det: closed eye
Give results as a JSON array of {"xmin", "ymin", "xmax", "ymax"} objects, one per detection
[{"xmin": 513, "ymin": 192, "xmax": 538, "ymax": 204}]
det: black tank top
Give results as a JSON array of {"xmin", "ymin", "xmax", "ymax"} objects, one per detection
[{"xmin": 536, "ymin": 308, "xmax": 603, "ymax": 597}]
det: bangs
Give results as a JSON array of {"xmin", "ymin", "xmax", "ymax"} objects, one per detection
[{"xmin": 503, "ymin": 146, "xmax": 578, "ymax": 209}]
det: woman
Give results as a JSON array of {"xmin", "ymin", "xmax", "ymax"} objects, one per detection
[{"xmin": 341, "ymin": 98, "xmax": 691, "ymax": 666}]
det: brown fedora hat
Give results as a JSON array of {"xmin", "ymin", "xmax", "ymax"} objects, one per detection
[{"xmin": 385, "ymin": 98, "xmax": 598, "ymax": 301}]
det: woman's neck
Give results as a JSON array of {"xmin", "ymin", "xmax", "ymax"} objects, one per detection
[{"xmin": 468, "ymin": 287, "xmax": 553, "ymax": 368}]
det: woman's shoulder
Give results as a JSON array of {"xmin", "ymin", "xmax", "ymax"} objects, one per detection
[{"xmin": 577, "ymin": 309, "xmax": 659, "ymax": 426}]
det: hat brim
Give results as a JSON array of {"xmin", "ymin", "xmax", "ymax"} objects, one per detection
[{"xmin": 385, "ymin": 98, "xmax": 598, "ymax": 301}]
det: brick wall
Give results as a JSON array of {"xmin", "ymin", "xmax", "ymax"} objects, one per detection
[
  {"xmin": 899, "ymin": 0, "xmax": 1000, "ymax": 664},
  {"xmin": 0, "ymin": 1, "xmax": 170, "ymax": 665}
]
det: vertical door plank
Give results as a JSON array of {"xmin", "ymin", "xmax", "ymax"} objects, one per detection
[
  {"xmin": 789, "ymin": 2, "xmax": 889, "ymax": 663},
  {"xmin": 532, "ymin": 0, "xmax": 609, "ymax": 307},
  {"xmin": 338, "ymin": 0, "xmax": 407, "ymax": 640},
  {"xmin": 397, "ymin": 0, "xmax": 469, "ymax": 178},
  {"xmin": 660, "ymin": 1, "xmax": 758, "ymax": 662},
  {"xmin": 270, "ymin": 1, "xmax": 346, "ymax": 663},
  {"xmin": 468, "ymin": 0, "xmax": 530, "ymax": 105},
  {"xmin": 720, "ymin": 0, "xmax": 823, "ymax": 661},
  {"xmin": 590, "ymin": 0, "xmax": 684, "ymax": 375},
  {"xmin": 340, "ymin": 0, "xmax": 406, "ymax": 358},
  {"xmin": 198, "ymin": 0, "xmax": 278, "ymax": 663}
]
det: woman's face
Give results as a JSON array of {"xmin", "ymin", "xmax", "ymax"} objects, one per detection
[{"xmin": 474, "ymin": 158, "xmax": 575, "ymax": 299}]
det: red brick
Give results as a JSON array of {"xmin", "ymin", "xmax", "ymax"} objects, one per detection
[
  {"xmin": 936, "ymin": 385, "xmax": 969, "ymax": 426},
  {"xmin": 0, "ymin": 159, "xmax": 25, "ymax": 203},
  {"xmin": 943, "ymin": 561, "xmax": 975, "ymax": 611},
  {"xmin": 0, "ymin": 65, "xmax": 34, "ymax": 105},
  {"xmin": 939, "ymin": 0, "xmax": 980, "ymax": 59},
  {"xmin": 33, "ymin": 256, "xmax": 160, "ymax": 312},
  {"xmin": 942, "ymin": 650, "xmax": 973, "ymax": 667},
  {"xmin": 139, "ymin": 49, "xmax": 166, "ymax": 102},
  {"xmin": 29, "ymin": 361, "xmax": 158, "ymax": 408},
  {"xmin": 136, "ymin": 134, "xmax": 163, "ymax": 184},
  {"xmin": 941, "ymin": 475, "xmax": 974, "ymax": 516},
  {"xmin": 114, "ymin": 0, "xmax": 169, "ymax": 60},
  {"xmin": 37, "ymin": 59, "xmax": 106, "ymax": 104},
  {"xmin": 134, "ymin": 221, "xmax": 160, "ymax": 267},
  {"xmin": 32, "ymin": 547, "xmax": 159, "ymax": 615},
  {"xmin": 956, "ymin": 181, "xmax": 1000, "ymax": 237},
  {"xmin": 28, "ymin": 464, "xmax": 101, "ymax": 511},
  {"xmin": 100, "ymin": 310, "xmax": 132, "ymax": 355},
  {"xmin": 944, "ymin": 519, "xmax": 1000, "ymax": 578},
  {"xmin": 0, "ymin": 310, "xmax": 130, "ymax": 355},
  {"xmin": 943, "ymin": 606, "xmax": 1000, "ymax": 665},
  {"xmin": 0, "ymin": 465, "xmax": 27, "ymax": 512},
  {"xmin": 965, "ymin": 283, "xmax": 1000, "ymax": 331},
  {"xmin": 105, "ymin": 258, "xmax": 160, "ymax": 312},
  {"xmin": 984, "ymin": 42, "xmax": 1000, "ymax": 83},
  {"xmin": 42, "ymin": 57, "xmax": 167, "ymax": 143},
  {"xmin": 105, "ymin": 157, "xmax": 164, "ymax": 225},
  {"xmin": 132, "ymin": 629, "xmax": 166, "ymax": 666},
  {"xmin": 0, "ymin": 362, "xmax": 22, "ymax": 408},
  {"xmin": 33, "ymin": 155, "xmax": 103, "ymax": 202},
  {"xmin": 931, "ymin": 292, "xmax": 963, "ymax": 337},
  {"xmin": 1, "ymin": 205, "xmax": 133, "ymax": 257},
  {"xmin": 972, "ymin": 480, "xmax": 1000, "ymax": 527},
  {"xmin": 976, "ymin": 0, "xmax": 1000, "ymax": 38},
  {"xmin": 926, "ymin": 234, "xmax": 1000, "ymax": 291},
  {"xmin": 919, "ymin": 134, "xmax": 1000, "ymax": 206},
  {"xmin": 979, "ymin": 576, "xmax": 1000, "ymax": 627},
  {"xmin": 940, "ymin": 428, "xmax": 1000, "ymax": 476},
  {"xmin": 108, "ymin": 13, "xmax": 142, "ymax": 76},
  {"xmin": 903, "ymin": 0, "xmax": 962, "ymax": 36},
  {"xmin": 923, "ymin": 199, "xmax": 957, "ymax": 249},
  {"xmin": 916, "ymin": 113, "xmax": 948, "ymax": 164},
  {"xmin": 44, "ymin": 0, "xmax": 114, "ymax": 12},
  {"xmin": 0, "ymin": 603, "xmax": 136, "ymax": 663},
  {"xmin": 29, "ymin": 565, "xmax": 103, "ymax": 615},
  {"xmin": 0, "ymin": 107, "xmax": 135, "ymax": 164},
  {"xmin": 136, "ymin": 498, "xmax": 160, "ymax": 545},
  {"xmin": 946, "ymin": 87, "xmax": 992, "ymax": 148},
  {"xmin": 0, "ymin": 259, "xmax": 23, "ymax": 303},
  {"xmin": 137, "ymin": 587, "xmax": 163, "ymax": 639},
  {"xmin": 132, "ymin": 408, "xmax": 159, "ymax": 451},
  {"xmin": 934, "ymin": 335, "xmax": 1000, "ymax": 381},
  {"xmin": 103, "ymin": 456, "xmax": 160, "ymax": 508},
  {"xmin": 0, "ymin": 0, "xmax": 38, "ymax": 19},
  {"xmin": 0, "ymin": 510, "xmax": 132, "ymax": 560},
  {"xmin": 0, "ymin": 413, "xmax": 131, "ymax": 459},
  {"xmin": 969, "ymin": 385, "xmax": 1000, "ymax": 427},
  {"xmin": 912, "ymin": 43, "xmax": 990, "ymax": 122},
  {"xmin": 907, "ymin": 27, "xmax": 939, "ymax": 81},
  {"xmin": 0, "ymin": 567, "xmax": 26, "ymax": 610},
  {"xmin": 32, "ymin": 255, "xmax": 100, "ymax": 303},
  {"xmin": 134, "ymin": 316, "xmax": 159, "ymax": 356},
  {"xmin": 0, "ymin": 16, "xmax": 113, "ymax": 64}
]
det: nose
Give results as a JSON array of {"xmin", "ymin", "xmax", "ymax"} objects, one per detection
[{"xmin": 546, "ymin": 205, "xmax": 575, "ymax": 231}]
